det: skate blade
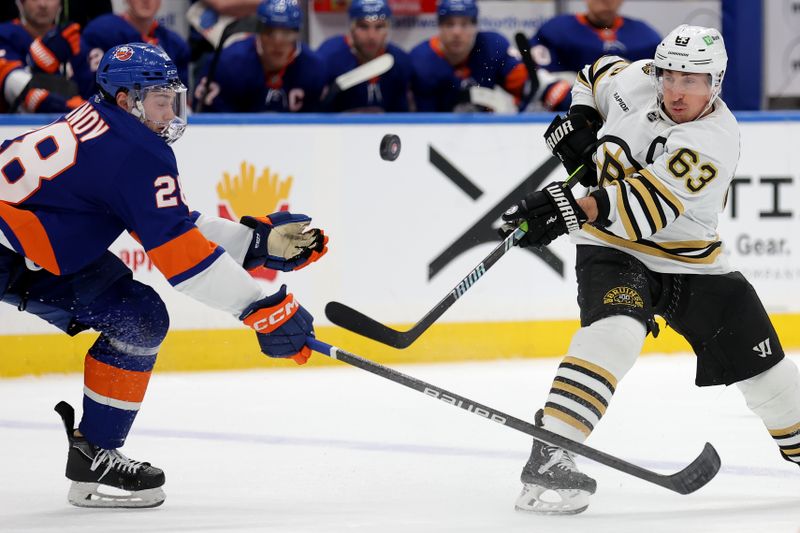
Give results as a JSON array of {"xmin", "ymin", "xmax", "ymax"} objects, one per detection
[
  {"xmin": 68, "ymin": 482, "xmax": 165, "ymax": 509},
  {"xmin": 514, "ymin": 484, "xmax": 590, "ymax": 515}
]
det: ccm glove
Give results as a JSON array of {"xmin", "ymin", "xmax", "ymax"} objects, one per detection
[
  {"xmin": 499, "ymin": 181, "xmax": 588, "ymax": 248},
  {"xmin": 240, "ymin": 211, "xmax": 328, "ymax": 272},
  {"xmin": 543, "ymin": 106, "xmax": 601, "ymax": 187},
  {"xmin": 28, "ymin": 23, "xmax": 81, "ymax": 74},
  {"xmin": 240, "ymin": 285, "xmax": 314, "ymax": 365}
]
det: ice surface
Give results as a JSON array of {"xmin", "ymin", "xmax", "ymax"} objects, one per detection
[{"xmin": 2, "ymin": 352, "xmax": 799, "ymax": 533}]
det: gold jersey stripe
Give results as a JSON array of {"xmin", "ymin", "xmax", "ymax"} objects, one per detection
[
  {"xmin": 611, "ymin": 182, "xmax": 638, "ymax": 240},
  {"xmin": 543, "ymin": 406, "xmax": 592, "ymax": 436},
  {"xmin": 577, "ymin": 70, "xmax": 590, "ymax": 88},
  {"xmin": 552, "ymin": 381, "xmax": 608, "ymax": 416},
  {"xmin": 562, "ymin": 355, "xmax": 619, "ymax": 389},
  {"xmin": 581, "ymin": 225, "xmax": 723, "ymax": 264},
  {"xmin": 638, "ymin": 169, "xmax": 684, "ymax": 216},
  {"xmin": 769, "ymin": 421, "xmax": 800, "ymax": 437},
  {"xmin": 590, "ymin": 58, "xmax": 629, "ymax": 93},
  {"xmin": 780, "ymin": 446, "xmax": 800, "ymax": 456},
  {"xmin": 653, "ymin": 238, "xmax": 720, "ymax": 250},
  {"xmin": 626, "ymin": 176, "xmax": 665, "ymax": 232},
  {"xmin": 587, "ymin": 56, "xmax": 607, "ymax": 84}
]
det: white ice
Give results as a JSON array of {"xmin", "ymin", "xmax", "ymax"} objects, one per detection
[{"xmin": 2, "ymin": 352, "xmax": 800, "ymax": 533}]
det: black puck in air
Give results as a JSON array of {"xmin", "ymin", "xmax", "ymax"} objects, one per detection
[{"xmin": 379, "ymin": 134, "xmax": 401, "ymax": 161}]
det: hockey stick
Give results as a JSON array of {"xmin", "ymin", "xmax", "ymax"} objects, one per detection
[
  {"xmin": 320, "ymin": 54, "xmax": 394, "ymax": 110},
  {"xmin": 514, "ymin": 32, "xmax": 539, "ymax": 96},
  {"xmin": 514, "ymin": 32, "xmax": 539, "ymax": 111},
  {"xmin": 306, "ymin": 336, "xmax": 721, "ymax": 495},
  {"xmin": 325, "ymin": 165, "xmax": 584, "ymax": 348},
  {"xmin": 193, "ymin": 15, "xmax": 259, "ymax": 112}
]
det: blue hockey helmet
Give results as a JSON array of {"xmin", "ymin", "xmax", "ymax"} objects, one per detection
[
  {"xmin": 97, "ymin": 43, "xmax": 187, "ymax": 144},
  {"xmin": 348, "ymin": 0, "xmax": 392, "ymax": 21},
  {"xmin": 257, "ymin": 0, "xmax": 303, "ymax": 31},
  {"xmin": 437, "ymin": 0, "xmax": 478, "ymax": 21}
]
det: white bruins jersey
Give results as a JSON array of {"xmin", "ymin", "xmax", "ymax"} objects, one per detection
[{"xmin": 570, "ymin": 56, "xmax": 740, "ymax": 274}]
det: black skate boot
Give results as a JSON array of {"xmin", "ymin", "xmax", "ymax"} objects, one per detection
[
  {"xmin": 515, "ymin": 410, "xmax": 596, "ymax": 515},
  {"xmin": 54, "ymin": 401, "xmax": 166, "ymax": 508}
]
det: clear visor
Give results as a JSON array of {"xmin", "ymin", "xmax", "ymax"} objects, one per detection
[
  {"xmin": 134, "ymin": 82, "xmax": 188, "ymax": 145},
  {"xmin": 655, "ymin": 69, "xmax": 713, "ymax": 98}
]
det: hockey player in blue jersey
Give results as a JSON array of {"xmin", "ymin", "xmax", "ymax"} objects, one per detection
[
  {"xmin": 409, "ymin": 0, "xmax": 529, "ymax": 113},
  {"xmin": 196, "ymin": 0, "xmax": 326, "ymax": 113},
  {"xmin": 82, "ymin": 0, "xmax": 191, "ymax": 88},
  {"xmin": 316, "ymin": 0, "xmax": 412, "ymax": 112},
  {"xmin": 526, "ymin": 0, "xmax": 660, "ymax": 109},
  {"xmin": 0, "ymin": 0, "xmax": 88, "ymax": 112},
  {"xmin": 0, "ymin": 43, "xmax": 327, "ymax": 508}
]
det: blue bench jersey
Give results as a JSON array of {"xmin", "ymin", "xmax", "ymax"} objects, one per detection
[
  {"xmin": 202, "ymin": 36, "xmax": 326, "ymax": 113},
  {"xmin": 316, "ymin": 36, "xmax": 412, "ymax": 112},
  {"xmin": 0, "ymin": 21, "xmax": 30, "ymax": 111},
  {"xmin": 0, "ymin": 97, "xmax": 221, "ymax": 284},
  {"xmin": 410, "ymin": 31, "xmax": 528, "ymax": 112},
  {"xmin": 0, "ymin": 19, "xmax": 94, "ymax": 101},
  {"xmin": 82, "ymin": 14, "xmax": 191, "ymax": 88},
  {"xmin": 530, "ymin": 13, "xmax": 660, "ymax": 73},
  {"xmin": 0, "ymin": 19, "xmax": 33, "ymax": 63}
]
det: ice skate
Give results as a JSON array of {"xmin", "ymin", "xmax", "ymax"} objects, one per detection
[
  {"xmin": 515, "ymin": 411, "xmax": 596, "ymax": 515},
  {"xmin": 54, "ymin": 401, "xmax": 166, "ymax": 508}
]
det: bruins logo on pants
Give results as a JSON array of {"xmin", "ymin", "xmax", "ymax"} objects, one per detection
[{"xmin": 603, "ymin": 286, "xmax": 644, "ymax": 308}]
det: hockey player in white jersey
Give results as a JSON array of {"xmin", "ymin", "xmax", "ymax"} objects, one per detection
[{"xmin": 500, "ymin": 25, "xmax": 800, "ymax": 514}]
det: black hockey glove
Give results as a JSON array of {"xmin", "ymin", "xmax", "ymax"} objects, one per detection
[
  {"xmin": 543, "ymin": 106, "xmax": 601, "ymax": 187},
  {"xmin": 499, "ymin": 181, "xmax": 588, "ymax": 248}
]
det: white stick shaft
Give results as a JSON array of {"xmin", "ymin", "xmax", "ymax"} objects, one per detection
[{"xmin": 335, "ymin": 54, "xmax": 394, "ymax": 92}]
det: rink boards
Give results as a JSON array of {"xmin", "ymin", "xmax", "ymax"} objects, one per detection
[{"xmin": 1, "ymin": 113, "xmax": 799, "ymax": 376}]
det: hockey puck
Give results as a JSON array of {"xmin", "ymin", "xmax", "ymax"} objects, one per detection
[{"xmin": 379, "ymin": 134, "xmax": 401, "ymax": 161}]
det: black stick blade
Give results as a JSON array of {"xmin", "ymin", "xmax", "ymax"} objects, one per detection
[
  {"xmin": 325, "ymin": 301, "xmax": 416, "ymax": 348},
  {"xmin": 662, "ymin": 442, "xmax": 721, "ymax": 495}
]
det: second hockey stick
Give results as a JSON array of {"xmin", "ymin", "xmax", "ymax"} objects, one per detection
[
  {"xmin": 325, "ymin": 166, "xmax": 584, "ymax": 348},
  {"xmin": 514, "ymin": 32, "xmax": 539, "ymax": 110},
  {"xmin": 320, "ymin": 54, "xmax": 394, "ymax": 110},
  {"xmin": 326, "ymin": 221, "xmax": 529, "ymax": 348},
  {"xmin": 306, "ymin": 337, "xmax": 721, "ymax": 495}
]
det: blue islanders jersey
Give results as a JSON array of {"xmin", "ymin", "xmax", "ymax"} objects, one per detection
[
  {"xmin": 316, "ymin": 36, "xmax": 411, "ymax": 112},
  {"xmin": 0, "ymin": 19, "xmax": 33, "ymax": 62},
  {"xmin": 202, "ymin": 36, "xmax": 326, "ymax": 113},
  {"xmin": 0, "ymin": 98, "xmax": 221, "ymax": 285},
  {"xmin": 0, "ymin": 20, "xmax": 30, "ymax": 111},
  {"xmin": 410, "ymin": 31, "xmax": 528, "ymax": 112},
  {"xmin": 530, "ymin": 14, "xmax": 660, "ymax": 73},
  {"xmin": 82, "ymin": 14, "xmax": 190, "ymax": 87},
  {"xmin": 0, "ymin": 19, "xmax": 94, "ymax": 102}
]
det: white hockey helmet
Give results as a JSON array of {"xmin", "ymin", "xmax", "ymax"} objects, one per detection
[{"xmin": 652, "ymin": 25, "xmax": 727, "ymax": 108}]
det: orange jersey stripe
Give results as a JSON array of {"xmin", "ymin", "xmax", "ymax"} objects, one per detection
[
  {"xmin": 84, "ymin": 354, "xmax": 152, "ymax": 403},
  {"xmin": 504, "ymin": 63, "xmax": 529, "ymax": 98},
  {"xmin": 146, "ymin": 227, "xmax": 217, "ymax": 280},
  {"xmin": 0, "ymin": 201, "xmax": 60, "ymax": 274}
]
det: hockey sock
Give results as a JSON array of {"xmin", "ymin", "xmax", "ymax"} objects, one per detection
[
  {"xmin": 79, "ymin": 334, "xmax": 160, "ymax": 449},
  {"xmin": 542, "ymin": 315, "xmax": 646, "ymax": 442},
  {"xmin": 736, "ymin": 358, "xmax": 800, "ymax": 465}
]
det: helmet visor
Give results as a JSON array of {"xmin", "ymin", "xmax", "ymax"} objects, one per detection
[
  {"xmin": 138, "ymin": 82, "xmax": 188, "ymax": 144},
  {"xmin": 655, "ymin": 69, "xmax": 713, "ymax": 98}
]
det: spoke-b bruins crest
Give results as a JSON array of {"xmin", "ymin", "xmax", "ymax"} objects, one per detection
[{"xmin": 603, "ymin": 286, "xmax": 644, "ymax": 308}]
